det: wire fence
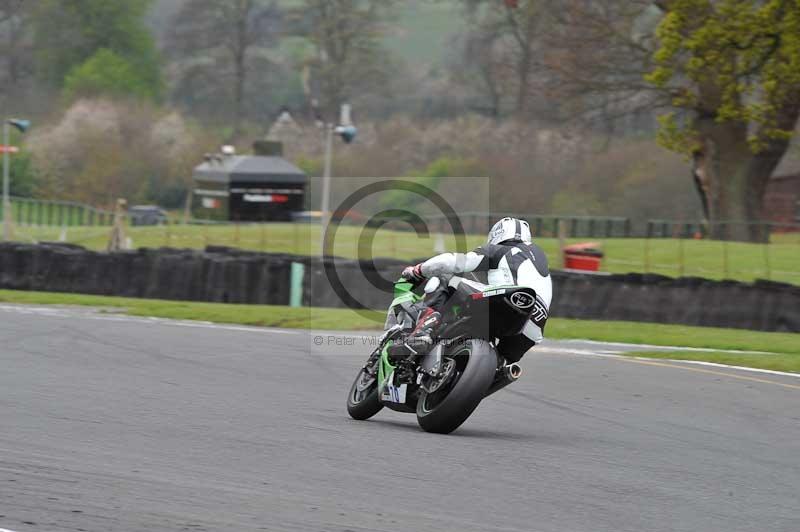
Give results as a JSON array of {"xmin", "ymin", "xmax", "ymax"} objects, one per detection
[
  {"xmin": 2, "ymin": 196, "xmax": 116, "ymax": 227},
  {"xmin": 582, "ymin": 220, "xmax": 799, "ymax": 286},
  {"xmin": 421, "ymin": 213, "xmax": 631, "ymax": 238},
  {"xmin": 1, "ymin": 198, "xmax": 797, "ymax": 285}
]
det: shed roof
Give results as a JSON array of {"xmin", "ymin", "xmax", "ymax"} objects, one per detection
[{"xmin": 193, "ymin": 155, "xmax": 306, "ymax": 185}]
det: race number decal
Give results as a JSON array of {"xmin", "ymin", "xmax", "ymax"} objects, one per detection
[{"xmin": 531, "ymin": 297, "xmax": 549, "ymax": 326}]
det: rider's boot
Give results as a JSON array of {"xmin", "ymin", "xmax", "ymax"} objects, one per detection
[{"xmin": 388, "ymin": 308, "xmax": 441, "ymax": 362}]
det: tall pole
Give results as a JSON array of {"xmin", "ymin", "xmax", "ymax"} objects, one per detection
[
  {"xmin": 2, "ymin": 121, "xmax": 10, "ymax": 241},
  {"xmin": 320, "ymin": 123, "xmax": 334, "ymax": 256}
]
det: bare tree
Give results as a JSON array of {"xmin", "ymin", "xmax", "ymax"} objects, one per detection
[
  {"xmin": 0, "ymin": 0, "xmax": 23, "ymax": 25},
  {"xmin": 541, "ymin": 2, "xmax": 664, "ymax": 120},
  {"xmin": 167, "ymin": 0, "xmax": 282, "ymax": 133},
  {"xmin": 460, "ymin": 0, "xmax": 553, "ymax": 118},
  {"xmin": 463, "ymin": 30, "xmax": 506, "ymax": 117},
  {"xmin": 0, "ymin": 0, "xmax": 34, "ymax": 105},
  {"xmin": 291, "ymin": 0, "xmax": 398, "ymax": 120},
  {"xmin": 447, "ymin": 10, "xmax": 509, "ymax": 118}
]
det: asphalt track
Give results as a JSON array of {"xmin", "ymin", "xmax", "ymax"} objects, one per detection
[{"xmin": 1, "ymin": 305, "xmax": 799, "ymax": 532}]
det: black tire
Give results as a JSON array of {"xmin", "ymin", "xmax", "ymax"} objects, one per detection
[
  {"xmin": 346, "ymin": 365, "xmax": 384, "ymax": 420},
  {"xmin": 416, "ymin": 339, "xmax": 497, "ymax": 434}
]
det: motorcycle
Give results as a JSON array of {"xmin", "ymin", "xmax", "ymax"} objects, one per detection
[{"xmin": 346, "ymin": 275, "xmax": 541, "ymax": 434}]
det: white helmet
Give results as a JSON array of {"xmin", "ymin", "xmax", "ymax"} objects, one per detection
[{"xmin": 487, "ymin": 217, "xmax": 532, "ymax": 245}]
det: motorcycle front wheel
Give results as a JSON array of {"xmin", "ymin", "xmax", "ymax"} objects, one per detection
[
  {"xmin": 346, "ymin": 357, "xmax": 384, "ymax": 420},
  {"xmin": 416, "ymin": 339, "xmax": 497, "ymax": 434}
]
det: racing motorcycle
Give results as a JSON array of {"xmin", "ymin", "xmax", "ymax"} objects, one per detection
[{"xmin": 346, "ymin": 275, "xmax": 541, "ymax": 434}]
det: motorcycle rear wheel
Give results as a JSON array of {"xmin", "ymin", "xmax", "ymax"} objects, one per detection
[{"xmin": 416, "ymin": 339, "xmax": 497, "ymax": 434}]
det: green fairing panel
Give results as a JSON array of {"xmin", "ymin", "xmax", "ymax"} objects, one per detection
[
  {"xmin": 389, "ymin": 279, "xmax": 421, "ymax": 312},
  {"xmin": 389, "ymin": 292, "xmax": 418, "ymax": 310},
  {"xmin": 394, "ymin": 281, "xmax": 414, "ymax": 297},
  {"xmin": 378, "ymin": 342, "xmax": 395, "ymax": 391}
]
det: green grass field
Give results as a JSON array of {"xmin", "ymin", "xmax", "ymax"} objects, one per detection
[{"xmin": 12, "ymin": 222, "xmax": 800, "ymax": 285}]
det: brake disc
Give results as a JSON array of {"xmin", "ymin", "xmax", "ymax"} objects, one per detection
[{"xmin": 421, "ymin": 358, "xmax": 456, "ymax": 394}]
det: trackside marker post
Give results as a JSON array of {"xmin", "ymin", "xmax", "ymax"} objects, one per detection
[
  {"xmin": 290, "ymin": 262, "xmax": 305, "ymax": 307},
  {"xmin": 2, "ymin": 122, "xmax": 11, "ymax": 240}
]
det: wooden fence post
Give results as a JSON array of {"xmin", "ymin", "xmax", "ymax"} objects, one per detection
[{"xmin": 107, "ymin": 199, "xmax": 129, "ymax": 251}]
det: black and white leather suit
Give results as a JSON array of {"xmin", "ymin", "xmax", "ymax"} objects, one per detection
[{"xmin": 417, "ymin": 240, "xmax": 552, "ymax": 363}]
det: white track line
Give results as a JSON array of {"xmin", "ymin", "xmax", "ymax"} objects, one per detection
[
  {"xmin": 569, "ymin": 351, "xmax": 800, "ymax": 379},
  {"xmin": 554, "ymin": 338, "xmax": 777, "ymax": 355},
  {"xmin": 320, "ymin": 337, "xmax": 800, "ymax": 380},
  {"xmin": 0, "ymin": 303, "xmax": 796, "ymax": 379},
  {"xmin": 629, "ymin": 356, "xmax": 800, "ymax": 379},
  {"xmin": 98, "ymin": 315, "xmax": 300, "ymax": 334},
  {"xmin": 0, "ymin": 304, "xmax": 299, "ymax": 335},
  {"xmin": 154, "ymin": 328, "xmax": 784, "ymax": 358}
]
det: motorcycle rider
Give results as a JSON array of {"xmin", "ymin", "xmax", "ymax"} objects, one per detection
[{"xmin": 391, "ymin": 217, "xmax": 552, "ymax": 363}]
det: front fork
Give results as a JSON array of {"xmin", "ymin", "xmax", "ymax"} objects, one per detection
[{"xmin": 362, "ymin": 325, "xmax": 402, "ymax": 372}]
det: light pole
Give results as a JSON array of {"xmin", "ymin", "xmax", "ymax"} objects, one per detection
[
  {"xmin": 2, "ymin": 118, "xmax": 30, "ymax": 241},
  {"xmin": 319, "ymin": 104, "xmax": 356, "ymax": 256},
  {"xmin": 320, "ymin": 123, "xmax": 334, "ymax": 256}
]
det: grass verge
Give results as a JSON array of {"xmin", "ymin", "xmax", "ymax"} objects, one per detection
[
  {"xmin": 545, "ymin": 318, "xmax": 800, "ymax": 355},
  {"xmin": 0, "ymin": 289, "xmax": 797, "ymax": 364},
  {"xmin": 625, "ymin": 351, "xmax": 800, "ymax": 374},
  {"xmin": 0, "ymin": 290, "xmax": 383, "ymax": 330}
]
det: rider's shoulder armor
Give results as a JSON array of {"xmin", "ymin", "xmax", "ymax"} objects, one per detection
[{"xmin": 476, "ymin": 242, "xmax": 550, "ymax": 278}]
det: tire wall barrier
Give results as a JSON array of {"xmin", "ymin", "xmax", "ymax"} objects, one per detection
[{"xmin": 0, "ymin": 243, "xmax": 797, "ymax": 333}]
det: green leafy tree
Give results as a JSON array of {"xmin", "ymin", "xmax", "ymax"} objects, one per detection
[
  {"xmin": 646, "ymin": 0, "xmax": 800, "ymax": 240},
  {"xmin": 32, "ymin": 0, "xmax": 161, "ymax": 97},
  {"xmin": 63, "ymin": 49, "xmax": 159, "ymax": 101},
  {"xmin": 9, "ymin": 148, "xmax": 38, "ymax": 197},
  {"xmin": 482, "ymin": 0, "xmax": 800, "ymax": 241},
  {"xmin": 501, "ymin": 0, "xmax": 799, "ymax": 241},
  {"xmin": 378, "ymin": 156, "xmax": 486, "ymax": 217}
]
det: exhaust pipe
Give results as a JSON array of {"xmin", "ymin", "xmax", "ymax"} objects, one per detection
[
  {"xmin": 485, "ymin": 363, "xmax": 522, "ymax": 397},
  {"xmin": 505, "ymin": 362, "xmax": 522, "ymax": 380}
]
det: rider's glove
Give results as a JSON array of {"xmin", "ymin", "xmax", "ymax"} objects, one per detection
[{"xmin": 401, "ymin": 263, "xmax": 425, "ymax": 282}]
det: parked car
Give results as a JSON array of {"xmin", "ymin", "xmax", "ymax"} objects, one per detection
[{"xmin": 129, "ymin": 205, "xmax": 169, "ymax": 226}]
